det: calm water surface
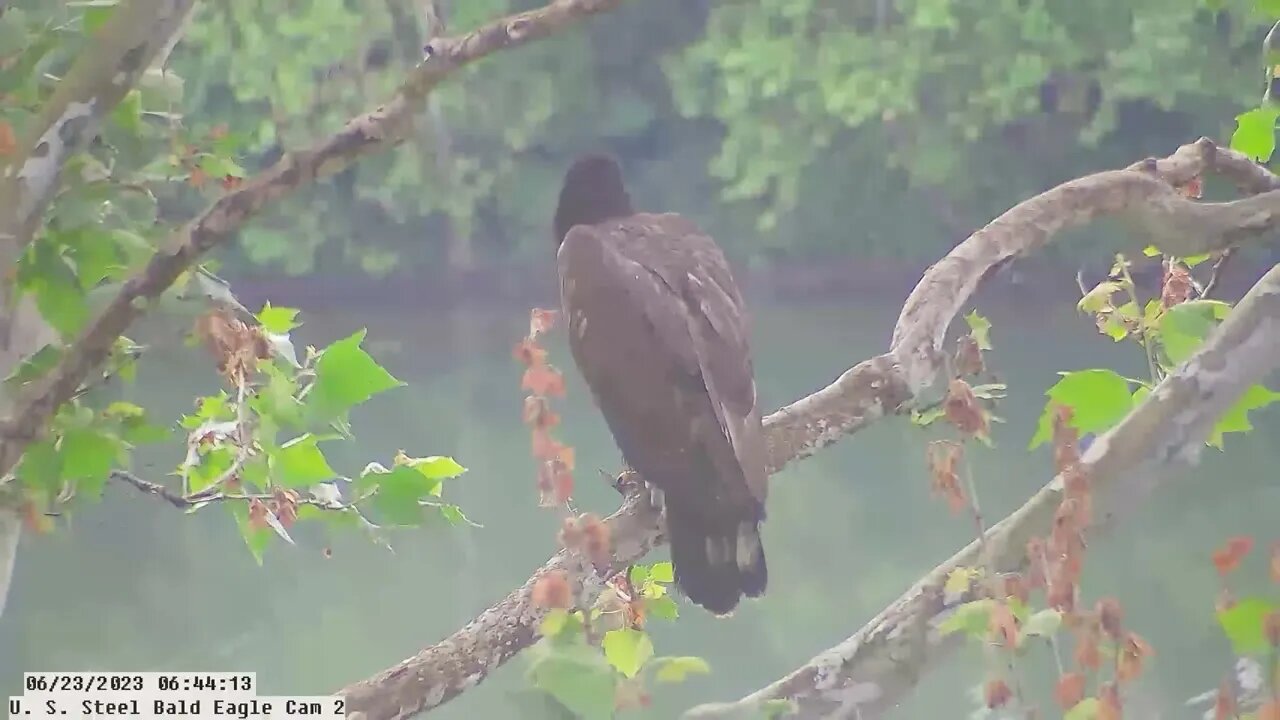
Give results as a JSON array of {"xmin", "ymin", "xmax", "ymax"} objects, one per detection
[{"xmin": 1, "ymin": 295, "xmax": 1276, "ymax": 719}]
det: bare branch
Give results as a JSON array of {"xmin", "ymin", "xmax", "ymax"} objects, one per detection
[
  {"xmin": 685, "ymin": 262, "xmax": 1280, "ymax": 720},
  {"xmin": 0, "ymin": 0, "xmax": 197, "ymax": 260},
  {"xmin": 0, "ymin": 0, "xmax": 627, "ymax": 483},
  {"xmin": 334, "ymin": 138, "xmax": 1280, "ymax": 720}
]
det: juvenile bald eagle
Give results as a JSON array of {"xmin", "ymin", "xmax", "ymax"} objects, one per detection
[{"xmin": 553, "ymin": 154, "xmax": 769, "ymax": 616}]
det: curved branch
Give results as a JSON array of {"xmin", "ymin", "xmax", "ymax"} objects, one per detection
[
  {"xmin": 685, "ymin": 263, "xmax": 1280, "ymax": 720},
  {"xmin": 684, "ymin": 142, "xmax": 1280, "ymax": 719},
  {"xmin": 0, "ymin": 0, "xmax": 627, "ymax": 480},
  {"xmin": 336, "ymin": 137, "xmax": 1280, "ymax": 720}
]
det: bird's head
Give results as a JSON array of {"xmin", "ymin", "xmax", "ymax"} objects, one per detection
[{"xmin": 553, "ymin": 153, "xmax": 634, "ymax": 248}]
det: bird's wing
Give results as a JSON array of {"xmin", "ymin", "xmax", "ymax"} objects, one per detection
[{"xmin": 614, "ymin": 218, "xmax": 768, "ymax": 506}]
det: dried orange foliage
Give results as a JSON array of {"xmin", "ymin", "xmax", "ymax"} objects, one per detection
[
  {"xmin": 1259, "ymin": 699, "xmax": 1280, "ymax": 720},
  {"xmin": 531, "ymin": 569, "xmax": 573, "ymax": 610},
  {"xmin": 247, "ymin": 497, "xmax": 270, "ymax": 531},
  {"xmin": 1161, "ymin": 261, "xmax": 1194, "ymax": 309},
  {"xmin": 1264, "ymin": 609, "xmax": 1280, "ymax": 648},
  {"xmin": 1212, "ymin": 535, "xmax": 1254, "ymax": 577},
  {"xmin": 1054, "ymin": 672, "xmax": 1086, "ymax": 710},
  {"xmin": 0, "ymin": 120, "xmax": 16, "ymax": 157},
  {"xmin": 983, "ymin": 678, "xmax": 1012, "ymax": 709},
  {"xmin": 604, "ymin": 572, "xmax": 647, "ymax": 631},
  {"xmin": 269, "ymin": 487, "xmax": 300, "ymax": 529},
  {"xmin": 20, "ymin": 498, "xmax": 52, "ymax": 534},
  {"xmin": 1270, "ymin": 540, "xmax": 1280, "ymax": 584},
  {"xmin": 1027, "ymin": 404, "xmax": 1096, "ymax": 614},
  {"xmin": 955, "ymin": 335, "xmax": 985, "ymax": 376},
  {"xmin": 559, "ymin": 513, "xmax": 612, "ymax": 572},
  {"xmin": 613, "ymin": 678, "xmax": 652, "ymax": 712},
  {"xmin": 926, "ymin": 440, "xmax": 966, "ymax": 514},
  {"xmin": 193, "ymin": 307, "xmax": 272, "ymax": 386},
  {"xmin": 1178, "ymin": 175, "xmax": 1204, "ymax": 199},
  {"xmin": 514, "ymin": 308, "xmax": 575, "ymax": 506},
  {"xmin": 1212, "ymin": 680, "xmax": 1236, "ymax": 720},
  {"xmin": 1115, "ymin": 632, "xmax": 1152, "ymax": 683},
  {"xmin": 1098, "ymin": 682, "xmax": 1123, "ymax": 720},
  {"xmin": 988, "ymin": 601, "xmax": 1020, "ymax": 649},
  {"xmin": 943, "ymin": 378, "xmax": 989, "ymax": 437}
]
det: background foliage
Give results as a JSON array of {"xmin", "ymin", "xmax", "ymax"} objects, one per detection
[{"xmin": 131, "ymin": 0, "xmax": 1274, "ymax": 276}]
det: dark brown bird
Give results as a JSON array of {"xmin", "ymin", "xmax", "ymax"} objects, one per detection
[{"xmin": 553, "ymin": 153, "xmax": 769, "ymax": 616}]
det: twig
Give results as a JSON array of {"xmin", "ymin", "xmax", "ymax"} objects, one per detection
[{"xmin": 1202, "ymin": 247, "xmax": 1235, "ymax": 299}]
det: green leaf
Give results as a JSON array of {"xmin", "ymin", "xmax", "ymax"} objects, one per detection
[
  {"xmin": 539, "ymin": 609, "xmax": 571, "ymax": 638},
  {"xmin": 648, "ymin": 561, "xmax": 674, "ymax": 584},
  {"xmin": 964, "ymin": 310, "xmax": 992, "ymax": 350},
  {"xmin": 402, "ymin": 454, "xmax": 467, "ymax": 480},
  {"xmin": 602, "ymin": 628, "xmax": 653, "ymax": 679},
  {"xmin": 937, "ymin": 598, "xmax": 994, "ymax": 638},
  {"xmin": 435, "ymin": 503, "xmax": 478, "ymax": 526},
  {"xmin": 1159, "ymin": 299, "xmax": 1233, "ymax": 364},
  {"xmin": 1208, "ymin": 384, "xmax": 1280, "ymax": 448},
  {"xmin": 197, "ymin": 153, "xmax": 247, "ymax": 178},
  {"xmin": 257, "ymin": 302, "xmax": 301, "ymax": 334},
  {"xmin": 230, "ymin": 502, "xmax": 272, "ymax": 565},
  {"xmin": 367, "ymin": 466, "xmax": 441, "ymax": 525},
  {"xmin": 1261, "ymin": 0, "xmax": 1280, "ymax": 17},
  {"xmin": 308, "ymin": 330, "xmax": 403, "ymax": 420},
  {"xmin": 80, "ymin": 0, "xmax": 120, "ymax": 35},
  {"xmin": 528, "ymin": 644, "xmax": 616, "ymax": 720},
  {"xmin": 1029, "ymin": 370, "xmax": 1133, "ymax": 449},
  {"xmin": 651, "ymin": 656, "xmax": 710, "ymax": 683},
  {"xmin": 1230, "ymin": 105, "xmax": 1280, "ymax": 162},
  {"xmin": 644, "ymin": 595, "xmax": 679, "ymax": 620},
  {"xmin": 1216, "ymin": 596, "xmax": 1279, "ymax": 656},
  {"xmin": 271, "ymin": 435, "xmax": 336, "ymax": 487},
  {"xmin": 16, "ymin": 440, "xmax": 63, "ymax": 494},
  {"xmin": 186, "ymin": 446, "xmax": 234, "ymax": 494},
  {"xmin": 1077, "ymin": 282, "xmax": 1122, "ymax": 314},
  {"xmin": 1022, "ymin": 608, "xmax": 1063, "ymax": 638},
  {"xmin": 5, "ymin": 344, "xmax": 63, "ymax": 388},
  {"xmin": 60, "ymin": 427, "xmax": 120, "ymax": 499},
  {"xmin": 1064, "ymin": 697, "xmax": 1100, "ymax": 720},
  {"xmin": 110, "ymin": 88, "xmax": 143, "ymax": 135}
]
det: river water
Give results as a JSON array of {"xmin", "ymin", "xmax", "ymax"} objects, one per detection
[{"xmin": 1, "ymin": 290, "xmax": 1276, "ymax": 719}]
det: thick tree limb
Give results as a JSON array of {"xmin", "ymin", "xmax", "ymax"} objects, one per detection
[
  {"xmin": 683, "ymin": 144, "xmax": 1280, "ymax": 719},
  {"xmin": 0, "ymin": 0, "xmax": 197, "ymax": 262},
  {"xmin": 685, "ymin": 263, "xmax": 1280, "ymax": 720},
  {"xmin": 0, "ymin": 0, "xmax": 626, "ymax": 481},
  {"xmin": 336, "ymin": 137, "xmax": 1280, "ymax": 719},
  {"xmin": 0, "ymin": 0, "xmax": 197, "ymax": 626}
]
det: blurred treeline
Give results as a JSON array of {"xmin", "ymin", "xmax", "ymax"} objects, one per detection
[{"xmin": 13, "ymin": 0, "xmax": 1278, "ymax": 278}]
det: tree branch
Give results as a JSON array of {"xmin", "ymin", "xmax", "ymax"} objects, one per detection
[
  {"xmin": 0, "ymin": 0, "xmax": 197, "ymax": 261},
  {"xmin": 685, "ymin": 262, "xmax": 1280, "ymax": 720},
  {"xmin": 0, "ymin": 0, "xmax": 198, "ymax": 626},
  {"xmin": 683, "ymin": 142, "xmax": 1280, "ymax": 719},
  {"xmin": 334, "ymin": 137, "xmax": 1280, "ymax": 720},
  {"xmin": 0, "ymin": 0, "xmax": 627, "ymax": 482}
]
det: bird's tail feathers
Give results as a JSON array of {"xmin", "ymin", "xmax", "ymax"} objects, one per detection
[{"xmin": 665, "ymin": 502, "xmax": 768, "ymax": 617}]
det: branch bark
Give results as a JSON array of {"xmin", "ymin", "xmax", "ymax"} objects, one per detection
[
  {"xmin": 336, "ymin": 137, "xmax": 1280, "ymax": 720},
  {"xmin": 0, "ymin": 0, "xmax": 197, "ymax": 625},
  {"xmin": 0, "ymin": 0, "xmax": 627, "ymax": 481},
  {"xmin": 684, "ymin": 145, "xmax": 1280, "ymax": 719},
  {"xmin": 0, "ymin": 0, "xmax": 197, "ymax": 262}
]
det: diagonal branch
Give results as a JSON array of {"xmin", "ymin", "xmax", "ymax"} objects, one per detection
[
  {"xmin": 334, "ymin": 137, "xmax": 1280, "ymax": 720},
  {"xmin": 684, "ymin": 262, "xmax": 1280, "ymax": 720},
  {"xmin": 682, "ymin": 141, "xmax": 1280, "ymax": 719},
  {"xmin": 0, "ymin": 0, "xmax": 627, "ymax": 482}
]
